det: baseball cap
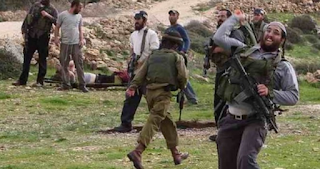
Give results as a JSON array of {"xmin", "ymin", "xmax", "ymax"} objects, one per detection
[
  {"xmin": 168, "ymin": 10, "xmax": 179, "ymax": 15},
  {"xmin": 134, "ymin": 11, "xmax": 148, "ymax": 19},
  {"xmin": 253, "ymin": 8, "xmax": 265, "ymax": 15}
]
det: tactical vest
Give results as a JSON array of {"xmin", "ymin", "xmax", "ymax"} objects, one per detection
[
  {"xmin": 146, "ymin": 49, "xmax": 179, "ymax": 89},
  {"xmin": 26, "ymin": 3, "xmax": 54, "ymax": 33},
  {"xmin": 216, "ymin": 47, "xmax": 281, "ymax": 102}
]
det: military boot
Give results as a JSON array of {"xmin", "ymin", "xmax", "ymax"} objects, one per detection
[
  {"xmin": 170, "ymin": 147, "xmax": 189, "ymax": 165},
  {"xmin": 127, "ymin": 143, "xmax": 145, "ymax": 169}
]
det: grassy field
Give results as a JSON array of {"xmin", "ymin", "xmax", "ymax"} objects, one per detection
[
  {"xmin": 1, "ymin": 11, "xmax": 320, "ymax": 169},
  {"xmin": 0, "ymin": 58, "xmax": 320, "ymax": 169}
]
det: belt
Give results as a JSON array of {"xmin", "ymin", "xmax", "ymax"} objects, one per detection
[{"xmin": 227, "ymin": 112, "xmax": 249, "ymax": 120}]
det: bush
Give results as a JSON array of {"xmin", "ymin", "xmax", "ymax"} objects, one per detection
[
  {"xmin": 285, "ymin": 42, "xmax": 294, "ymax": 50},
  {"xmin": 304, "ymin": 34, "xmax": 319, "ymax": 44},
  {"xmin": 185, "ymin": 20, "xmax": 212, "ymax": 37},
  {"xmin": 185, "ymin": 20, "xmax": 212, "ymax": 53},
  {"xmin": 294, "ymin": 61, "xmax": 320, "ymax": 74},
  {"xmin": 289, "ymin": 15, "xmax": 317, "ymax": 34},
  {"xmin": 0, "ymin": 48, "xmax": 22, "ymax": 80},
  {"xmin": 188, "ymin": 32, "xmax": 207, "ymax": 54},
  {"xmin": 312, "ymin": 42, "xmax": 320, "ymax": 49},
  {"xmin": 286, "ymin": 26, "xmax": 303, "ymax": 44}
]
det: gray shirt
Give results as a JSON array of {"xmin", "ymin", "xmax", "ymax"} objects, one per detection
[
  {"xmin": 57, "ymin": 11, "xmax": 82, "ymax": 45},
  {"xmin": 213, "ymin": 15, "xmax": 299, "ymax": 115}
]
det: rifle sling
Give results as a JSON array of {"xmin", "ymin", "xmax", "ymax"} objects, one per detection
[{"xmin": 137, "ymin": 28, "xmax": 148, "ymax": 61}]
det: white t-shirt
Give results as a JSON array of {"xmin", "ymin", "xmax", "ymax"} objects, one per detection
[
  {"xmin": 129, "ymin": 27, "xmax": 160, "ymax": 64},
  {"xmin": 57, "ymin": 10, "xmax": 82, "ymax": 45}
]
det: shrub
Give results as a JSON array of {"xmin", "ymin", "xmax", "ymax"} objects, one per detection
[
  {"xmin": 289, "ymin": 15, "xmax": 317, "ymax": 34},
  {"xmin": 0, "ymin": 48, "xmax": 22, "ymax": 80},
  {"xmin": 286, "ymin": 26, "xmax": 303, "ymax": 44},
  {"xmin": 285, "ymin": 42, "xmax": 294, "ymax": 50},
  {"xmin": 185, "ymin": 20, "xmax": 212, "ymax": 37},
  {"xmin": 188, "ymin": 32, "xmax": 207, "ymax": 54},
  {"xmin": 312, "ymin": 42, "xmax": 320, "ymax": 49},
  {"xmin": 304, "ymin": 34, "xmax": 319, "ymax": 44}
]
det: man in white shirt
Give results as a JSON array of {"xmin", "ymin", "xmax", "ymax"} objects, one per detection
[{"xmin": 114, "ymin": 11, "xmax": 160, "ymax": 132}]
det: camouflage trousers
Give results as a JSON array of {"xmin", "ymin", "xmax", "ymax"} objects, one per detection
[{"xmin": 138, "ymin": 88, "xmax": 178, "ymax": 149}]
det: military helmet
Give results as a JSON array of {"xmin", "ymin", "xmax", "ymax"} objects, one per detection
[{"xmin": 162, "ymin": 29, "xmax": 183, "ymax": 46}]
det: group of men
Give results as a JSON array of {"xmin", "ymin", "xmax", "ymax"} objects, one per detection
[
  {"xmin": 12, "ymin": 0, "xmax": 89, "ymax": 92},
  {"xmin": 10, "ymin": 0, "xmax": 300, "ymax": 169}
]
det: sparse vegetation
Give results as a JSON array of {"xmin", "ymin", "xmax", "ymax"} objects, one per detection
[
  {"xmin": 0, "ymin": 48, "xmax": 22, "ymax": 80},
  {"xmin": 185, "ymin": 20, "xmax": 212, "ymax": 54},
  {"xmin": 289, "ymin": 15, "xmax": 317, "ymax": 34}
]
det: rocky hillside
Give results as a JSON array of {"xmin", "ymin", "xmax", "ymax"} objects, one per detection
[{"xmin": 217, "ymin": 0, "xmax": 320, "ymax": 13}]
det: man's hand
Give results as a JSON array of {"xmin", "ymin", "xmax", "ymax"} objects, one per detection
[
  {"xmin": 126, "ymin": 88, "xmax": 136, "ymax": 97},
  {"xmin": 79, "ymin": 38, "xmax": 86, "ymax": 47},
  {"xmin": 234, "ymin": 10, "xmax": 246, "ymax": 25},
  {"xmin": 257, "ymin": 84, "xmax": 269, "ymax": 96},
  {"xmin": 41, "ymin": 10, "xmax": 50, "ymax": 18},
  {"xmin": 54, "ymin": 37, "xmax": 60, "ymax": 46}
]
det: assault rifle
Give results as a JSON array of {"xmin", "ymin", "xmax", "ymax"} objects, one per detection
[
  {"xmin": 229, "ymin": 47, "xmax": 279, "ymax": 133},
  {"xmin": 127, "ymin": 53, "xmax": 139, "ymax": 80},
  {"xmin": 176, "ymin": 90, "xmax": 185, "ymax": 121}
]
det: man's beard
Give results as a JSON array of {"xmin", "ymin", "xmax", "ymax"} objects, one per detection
[
  {"xmin": 261, "ymin": 39, "xmax": 281, "ymax": 52},
  {"xmin": 74, "ymin": 10, "xmax": 80, "ymax": 14},
  {"xmin": 217, "ymin": 20, "xmax": 223, "ymax": 28},
  {"xmin": 135, "ymin": 23, "xmax": 143, "ymax": 30}
]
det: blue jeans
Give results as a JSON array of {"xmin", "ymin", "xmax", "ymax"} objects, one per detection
[{"xmin": 183, "ymin": 81, "xmax": 198, "ymax": 103}]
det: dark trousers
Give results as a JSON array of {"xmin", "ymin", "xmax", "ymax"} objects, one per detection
[
  {"xmin": 216, "ymin": 114, "xmax": 267, "ymax": 169},
  {"xmin": 214, "ymin": 71, "xmax": 227, "ymax": 124},
  {"xmin": 19, "ymin": 34, "xmax": 50, "ymax": 84},
  {"xmin": 120, "ymin": 86, "xmax": 145, "ymax": 126}
]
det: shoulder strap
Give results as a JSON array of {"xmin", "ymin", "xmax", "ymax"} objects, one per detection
[{"xmin": 140, "ymin": 28, "xmax": 149, "ymax": 56}]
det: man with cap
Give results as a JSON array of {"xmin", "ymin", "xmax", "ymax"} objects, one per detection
[
  {"xmin": 126, "ymin": 29, "xmax": 188, "ymax": 169},
  {"xmin": 213, "ymin": 11, "xmax": 299, "ymax": 169},
  {"xmin": 251, "ymin": 8, "xmax": 268, "ymax": 42},
  {"xmin": 12, "ymin": 0, "xmax": 58, "ymax": 87},
  {"xmin": 113, "ymin": 11, "xmax": 160, "ymax": 133},
  {"xmin": 207, "ymin": 9, "xmax": 257, "ymax": 142},
  {"xmin": 167, "ymin": 9, "xmax": 198, "ymax": 104}
]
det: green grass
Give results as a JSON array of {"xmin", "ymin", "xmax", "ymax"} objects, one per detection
[{"xmin": 1, "ymin": 38, "xmax": 320, "ymax": 168}]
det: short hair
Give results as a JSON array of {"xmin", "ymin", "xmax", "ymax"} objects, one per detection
[
  {"xmin": 71, "ymin": 0, "xmax": 81, "ymax": 7},
  {"xmin": 219, "ymin": 9, "xmax": 232, "ymax": 18}
]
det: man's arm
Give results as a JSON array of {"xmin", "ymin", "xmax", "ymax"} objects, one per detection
[
  {"xmin": 273, "ymin": 61, "xmax": 299, "ymax": 105},
  {"xmin": 149, "ymin": 31, "xmax": 160, "ymax": 50},
  {"xmin": 54, "ymin": 13, "xmax": 62, "ymax": 45},
  {"xmin": 178, "ymin": 26, "xmax": 190, "ymax": 52},
  {"xmin": 213, "ymin": 15, "xmax": 246, "ymax": 52},
  {"xmin": 176, "ymin": 54, "xmax": 188, "ymax": 89},
  {"xmin": 41, "ymin": 7, "xmax": 58, "ymax": 25},
  {"xmin": 21, "ymin": 5, "xmax": 35, "ymax": 34},
  {"xmin": 79, "ymin": 17, "xmax": 85, "ymax": 46},
  {"xmin": 129, "ymin": 59, "xmax": 148, "ymax": 90}
]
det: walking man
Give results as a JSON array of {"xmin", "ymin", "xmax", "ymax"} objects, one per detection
[
  {"xmin": 54, "ymin": 0, "xmax": 88, "ymax": 92},
  {"xmin": 113, "ymin": 11, "xmax": 160, "ymax": 132},
  {"xmin": 213, "ymin": 11, "xmax": 299, "ymax": 169},
  {"xmin": 12, "ymin": 0, "xmax": 58, "ymax": 87},
  {"xmin": 126, "ymin": 30, "xmax": 188, "ymax": 169},
  {"xmin": 166, "ymin": 10, "xmax": 198, "ymax": 104}
]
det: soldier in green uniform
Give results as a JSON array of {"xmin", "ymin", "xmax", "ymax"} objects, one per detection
[
  {"xmin": 126, "ymin": 30, "xmax": 189, "ymax": 169},
  {"xmin": 12, "ymin": 0, "xmax": 58, "ymax": 87}
]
